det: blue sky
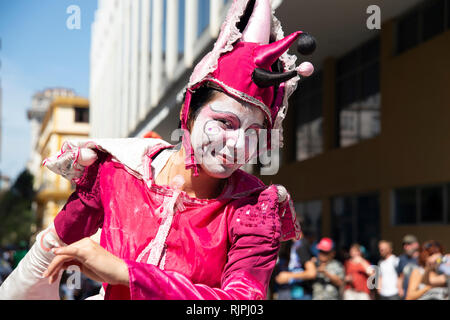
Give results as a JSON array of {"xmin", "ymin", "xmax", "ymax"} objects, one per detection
[{"xmin": 0, "ymin": 0, "xmax": 97, "ymax": 182}]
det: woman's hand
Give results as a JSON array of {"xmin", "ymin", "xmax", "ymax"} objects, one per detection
[
  {"xmin": 425, "ymin": 253, "xmax": 442, "ymax": 271},
  {"xmin": 42, "ymin": 237, "xmax": 129, "ymax": 287},
  {"xmin": 317, "ymin": 263, "xmax": 326, "ymax": 273}
]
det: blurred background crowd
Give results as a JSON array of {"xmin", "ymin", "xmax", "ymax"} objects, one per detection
[{"xmin": 270, "ymin": 234, "xmax": 450, "ymax": 300}]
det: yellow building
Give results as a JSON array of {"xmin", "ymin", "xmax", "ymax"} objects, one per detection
[
  {"xmin": 261, "ymin": 0, "xmax": 450, "ymax": 260},
  {"xmin": 34, "ymin": 96, "xmax": 90, "ymax": 229}
]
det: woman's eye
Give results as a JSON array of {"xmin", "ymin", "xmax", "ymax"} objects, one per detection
[{"xmin": 217, "ymin": 119, "xmax": 231, "ymax": 127}]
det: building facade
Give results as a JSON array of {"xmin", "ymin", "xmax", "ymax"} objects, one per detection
[
  {"xmin": 33, "ymin": 96, "xmax": 90, "ymax": 229},
  {"xmin": 268, "ymin": 0, "xmax": 450, "ymax": 260},
  {"xmin": 26, "ymin": 88, "xmax": 77, "ymax": 179},
  {"xmin": 89, "ymin": 0, "xmax": 450, "ymax": 260}
]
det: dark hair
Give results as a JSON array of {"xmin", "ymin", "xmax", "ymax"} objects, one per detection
[
  {"xmin": 178, "ymin": 85, "xmax": 219, "ymax": 131},
  {"xmin": 418, "ymin": 240, "xmax": 443, "ymax": 267}
]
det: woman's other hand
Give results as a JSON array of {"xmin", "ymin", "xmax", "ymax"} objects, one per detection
[{"xmin": 43, "ymin": 237, "xmax": 129, "ymax": 286}]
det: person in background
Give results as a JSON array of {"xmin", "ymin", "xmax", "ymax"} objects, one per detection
[
  {"xmin": 311, "ymin": 237, "xmax": 345, "ymax": 300},
  {"xmin": 406, "ymin": 240, "xmax": 449, "ymax": 300},
  {"xmin": 377, "ymin": 240, "xmax": 400, "ymax": 300},
  {"xmin": 343, "ymin": 243, "xmax": 373, "ymax": 300},
  {"xmin": 274, "ymin": 236, "xmax": 317, "ymax": 300},
  {"xmin": 396, "ymin": 234, "xmax": 419, "ymax": 299}
]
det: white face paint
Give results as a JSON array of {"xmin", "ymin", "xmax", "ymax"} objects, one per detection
[{"xmin": 190, "ymin": 92, "xmax": 265, "ymax": 178}]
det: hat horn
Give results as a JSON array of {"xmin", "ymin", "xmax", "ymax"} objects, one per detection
[
  {"xmin": 240, "ymin": 0, "xmax": 271, "ymax": 45},
  {"xmin": 252, "ymin": 68, "xmax": 298, "ymax": 88}
]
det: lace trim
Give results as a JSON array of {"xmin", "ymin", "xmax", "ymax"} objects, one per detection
[{"xmin": 188, "ymin": 0, "xmax": 248, "ymax": 88}]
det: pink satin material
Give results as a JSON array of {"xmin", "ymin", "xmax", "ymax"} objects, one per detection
[
  {"xmin": 180, "ymin": 32, "xmax": 303, "ymax": 174},
  {"xmin": 54, "ymin": 144, "xmax": 299, "ymax": 300}
]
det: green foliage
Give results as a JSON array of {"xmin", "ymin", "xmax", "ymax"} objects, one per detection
[{"xmin": 0, "ymin": 169, "xmax": 36, "ymax": 247}]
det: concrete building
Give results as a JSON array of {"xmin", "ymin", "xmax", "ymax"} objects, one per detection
[
  {"xmin": 270, "ymin": 0, "xmax": 450, "ymax": 260},
  {"xmin": 33, "ymin": 95, "xmax": 90, "ymax": 229},
  {"xmin": 89, "ymin": 0, "xmax": 450, "ymax": 259}
]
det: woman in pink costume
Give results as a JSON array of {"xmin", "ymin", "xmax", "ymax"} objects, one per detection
[{"xmin": 0, "ymin": 0, "xmax": 315, "ymax": 300}]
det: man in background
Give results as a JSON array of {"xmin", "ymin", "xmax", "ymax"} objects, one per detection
[
  {"xmin": 312, "ymin": 238, "xmax": 345, "ymax": 300},
  {"xmin": 396, "ymin": 234, "xmax": 419, "ymax": 299},
  {"xmin": 378, "ymin": 240, "xmax": 400, "ymax": 300}
]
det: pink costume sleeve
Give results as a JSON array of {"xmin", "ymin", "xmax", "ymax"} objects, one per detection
[
  {"xmin": 125, "ymin": 185, "xmax": 283, "ymax": 300},
  {"xmin": 53, "ymin": 151, "xmax": 106, "ymax": 245}
]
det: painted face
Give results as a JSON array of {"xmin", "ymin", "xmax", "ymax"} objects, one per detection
[{"xmin": 190, "ymin": 92, "xmax": 265, "ymax": 178}]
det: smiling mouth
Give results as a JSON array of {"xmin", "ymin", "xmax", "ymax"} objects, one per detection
[
  {"xmin": 221, "ymin": 154, "xmax": 236, "ymax": 165},
  {"xmin": 211, "ymin": 150, "xmax": 236, "ymax": 165}
]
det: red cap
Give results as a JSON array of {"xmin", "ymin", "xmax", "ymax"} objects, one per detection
[{"xmin": 316, "ymin": 237, "xmax": 334, "ymax": 252}]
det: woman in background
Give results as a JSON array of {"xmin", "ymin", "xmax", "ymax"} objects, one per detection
[
  {"xmin": 406, "ymin": 240, "xmax": 448, "ymax": 300},
  {"xmin": 343, "ymin": 243, "xmax": 373, "ymax": 300}
]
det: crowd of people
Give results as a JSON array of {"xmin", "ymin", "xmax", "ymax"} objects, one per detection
[{"xmin": 270, "ymin": 235, "xmax": 450, "ymax": 300}]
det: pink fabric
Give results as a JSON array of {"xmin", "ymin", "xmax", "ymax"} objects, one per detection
[
  {"xmin": 178, "ymin": 0, "xmax": 308, "ymax": 174},
  {"xmin": 180, "ymin": 32, "xmax": 303, "ymax": 175},
  {"xmin": 181, "ymin": 33, "xmax": 303, "ymax": 132},
  {"xmin": 53, "ymin": 143, "xmax": 299, "ymax": 300}
]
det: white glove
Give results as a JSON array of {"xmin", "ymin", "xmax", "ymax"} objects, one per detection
[{"xmin": 0, "ymin": 223, "xmax": 66, "ymax": 300}]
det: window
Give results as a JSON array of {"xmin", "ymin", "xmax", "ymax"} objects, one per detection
[
  {"xmin": 394, "ymin": 187, "xmax": 417, "ymax": 224},
  {"xmin": 294, "ymin": 71, "xmax": 323, "ymax": 161},
  {"xmin": 332, "ymin": 193, "xmax": 380, "ymax": 263},
  {"xmin": 294, "ymin": 200, "xmax": 322, "ymax": 242},
  {"xmin": 74, "ymin": 107, "xmax": 89, "ymax": 123},
  {"xmin": 394, "ymin": 184, "xmax": 449, "ymax": 225},
  {"xmin": 397, "ymin": 10, "xmax": 419, "ymax": 53},
  {"xmin": 336, "ymin": 36, "xmax": 380, "ymax": 148},
  {"xmin": 198, "ymin": 0, "xmax": 210, "ymax": 37},
  {"xmin": 448, "ymin": 0, "xmax": 450, "ymax": 29},
  {"xmin": 422, "ymin": 0, "xmax": 445, "ymax": 41},
  {"xmin": 178, "ymin": 0, "xmax": 185, "ymax": 54},
  {"xmin": 397, "ymin": 0, "xmax": 450, "ymax": 55}
]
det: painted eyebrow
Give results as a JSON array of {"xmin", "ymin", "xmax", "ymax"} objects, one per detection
[
  {"xmin": 208, "ymin": 105, "xmax": 264, "ymax": 129},
  {"xmin": 209, "ymin": 105, "xmax": 241, "ymax": 127},
  {"xmin": 249, "ymin": 123, "xmax": 264, "ymax": 129}
]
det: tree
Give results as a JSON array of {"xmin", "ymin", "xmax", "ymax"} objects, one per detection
[{"xmin": 0, "ymin": 169, "xmax": 36, "ymax": 247}]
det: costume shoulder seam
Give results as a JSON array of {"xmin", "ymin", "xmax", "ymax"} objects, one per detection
[{"xmin": 235, "ymin": 169, "xmax": 266, "ymax": 188}]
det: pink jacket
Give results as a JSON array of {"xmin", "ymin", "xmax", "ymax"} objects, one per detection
[{"xmin": 53, "ymin": 143, "xmax": 299, "ymax": 300}]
